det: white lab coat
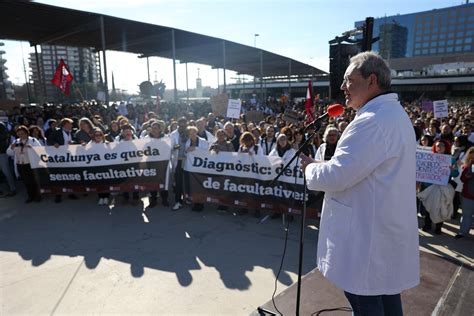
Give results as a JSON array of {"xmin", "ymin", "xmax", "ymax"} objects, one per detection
[
  {"xmin": 305, "ymin": 93, "xmax": 420, "ymax": 295},
  {"xmin": 269, "ymin": 147, "xmax": 296, "ymax": 163}
]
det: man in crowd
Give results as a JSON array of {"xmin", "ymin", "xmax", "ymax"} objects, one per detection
[
  {"xmin": 224, "ymin": 122, "xmax": 241, "ymax": 152},
  {"xmin": 170, "ymin": 117, "xmax": 188, "ymax": 211},
  {"xmin": 300, "ymin": 51, "xmax": 419, "ymax": 315},
  {"xmin": 0, "ymin": 121, "xmax": 16, "ymax": 197}
]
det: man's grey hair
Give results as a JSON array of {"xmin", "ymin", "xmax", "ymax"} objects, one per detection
[{"xmin": 349, "ymin": 51, "xmax": 391, "ymax": 91}]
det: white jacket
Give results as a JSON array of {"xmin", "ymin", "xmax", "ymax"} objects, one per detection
[
  {"xmin": 6, "ymin": 136, "xmax": 42, "ymax": 178},
  {"xmin": 305, "ymin": 93, "xmax": 420, "ymax": 295},
  {"xmin": 417, "ymin": 184, "xmax": 455, "ymax": 223},
  {"xmin": 269, "ymin": 147, "xmax": 296, "ymax": 163}
]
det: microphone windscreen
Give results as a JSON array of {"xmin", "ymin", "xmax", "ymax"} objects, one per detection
[{"xmin": 327, "ymin": 104, "xmax": 345, "ymax": 118}]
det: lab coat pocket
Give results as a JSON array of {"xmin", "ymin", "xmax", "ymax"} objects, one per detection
[{"xmin": 325, "ymin": 197, "xmax": 353, "ymax": 242}]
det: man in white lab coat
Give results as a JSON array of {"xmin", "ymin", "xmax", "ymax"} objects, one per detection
[{"xmin": 300, "ymin": 52, "xmax": 419, "ymax": 315}]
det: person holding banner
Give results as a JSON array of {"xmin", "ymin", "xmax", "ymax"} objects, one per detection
[
  {"xmin": 259, "ymin": 126, "xmax": 277, "ymax": 155},
  {"xmin": 7, "ymin": 125, "xmax": 42, "ymax": 203},
  {"xmin": 143, "ymin": 120, "xmax": 169, "ymax": 208},
  {"xmin": 46, "ymin": 118, "xmax": 78, "ymax": 203},
  {"xmin": 420, "ymin": 139, "xmax": 459, "ymax": 234},
  {"xmin": 237, "ymin": 132, "xmax": 263, "ymax": 217},
  {"xmin": 457, "ymin": 146, "xmax": 474, "ymax": 239},
  {"xmin": 209, "ymin": 129, "xmax": 234, "ymax": 154},
  {"xmin": 170, "ymin": 117, "xmax": 189, "ymax": 211},
  {"xmin": 119, "ymin": 124, "xmax": 140, "ymax": 206},
  {"xmin": 185, "ymin": 126, "xmax": 209, "ymax": 212},
  {"xmin": 224, "ymin": 122, "xmax": 241, "ymax": 152},
  {"xmin": 89, "ymin": 127, "xmax": 111, "ymax": 206},
  {"xmin": 300, "ymin": 52, "xmax": 419, "ymax": 315}
]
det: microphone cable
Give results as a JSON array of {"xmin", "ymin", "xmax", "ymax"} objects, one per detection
[{"xmin": 270, "ymin": 156, "xmax": 300, "ymax": 315}]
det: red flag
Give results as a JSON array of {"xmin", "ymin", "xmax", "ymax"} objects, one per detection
[
  {"xmin": 305, "ymin": 80, "xmax": 315, "ymax": 122},
  {"xmin": 51, "ymin": 59, "xmax": 74, "ymax": 96}
]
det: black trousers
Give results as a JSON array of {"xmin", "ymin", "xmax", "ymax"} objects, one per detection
[
  {"xmin": 17, "ymin": 164, "xmax": 40, "ymax": 200},
  {"xmin": 150, "ymin": 190, "xmax": 169, "ymax": 202},
  {"xmin": 175, "ymin": 160, "xmax": 185, "ymax": 203}
]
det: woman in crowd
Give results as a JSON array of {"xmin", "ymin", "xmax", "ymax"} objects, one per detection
[
  {"xmin": 259, "ymin": 125, "xmax": 277, "ymax": 155},
  {"xmin": 209, "ymin": 129, "xmax": 235, "ymax": 154},
  {"xmin": 420, "ymin": 139, "xmax": 459, "ymax": 234},
  {"xmin": 451, "ymin": 135, "xmax": 470, "ymax": 219},
  {"xmin": 292, "ymin": 128, "xmax": 315, "ymax": 157},
  {"xmin": 238, "ymin": 132, "xmax": 263, "ymax": 156},
  {"xmin": 143, "ymin": 120, "xmax": 169, "ymax": 208},
  {"xmin": 119, "ymin": 124, "xmax": 140, "ymax": 205},
  {"xmin": 7, "ymin": 125, "xmax": 42, "ymax": 203},
  {"xmin": 457, "ymin": 146, "xmax": 474, "ymax": 239},
  {"xmin": 419, "ymin": 134, "xmax": 434, "ymax": 147},
  {"xmin": 270, "ymin": 134, "xmax": 295, "ymax": 162},
  {"xmin": 89, "ymin": 127, "xmax": 110, "ymax": 206},
  {"xmin": 185, "ymin": 126, "xmax": 209, "ymax": 212},
  {"xmin": 105, "ymin": 120, "xmax": 121, "ymax": 142},
  {"xmin": 315, "ymin": 126, "xmax": 339, "ymax": 161},
  {"xmin": 269, "ymin": 133, "xmax": 297, "ymax": 220},
  {"xmin": 209, "ymin": 129, "xmax": 235, "ymax": 212},
  {"xmin": 28, "ymin": 125, "xmax": 47, "ymax": 146},
  {"xmin": 237, "ymin": 132, "xmax": 263, "ymax": 217},
  {"xmin": 75, "ymin": 117, "xmax": 95, "ymax": 144}
]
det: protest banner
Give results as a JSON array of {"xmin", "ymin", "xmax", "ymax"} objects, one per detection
[
  {"xmin": 245, "ymin": 110, "xmax": 265, "ymax": 124},
  {"xmin": 416, "ymin": 149, "xmax": 451, "ymax": 185},
  {"xmin": 421, "ymin": 100, "xmax": 433, "ymax": 112},
  {"xmin": 210, "ymin": 93, "xmax": 228, "ymax": 117},
  {"xmin": 226, "ymin": 99, "xmax": 242, "ymax": 119},
  {"xmin": 28, "ymin": 138, "xmax": 171, "ymax": 194},
  {"xmin": 283, "ymin": 110, "xmax": 302, "ymax": 124},
  {"xmin": 184, "ymin": 149, "xmax": 318, "ymax": 217},
  {"xmin": 433, "ymin": 100, "xmax": 448, "ymax": 119}
]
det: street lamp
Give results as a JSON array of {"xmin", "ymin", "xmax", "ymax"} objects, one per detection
[{"xmin": 254, "ymin": 34, "xmax": 259, "ymax": 48}]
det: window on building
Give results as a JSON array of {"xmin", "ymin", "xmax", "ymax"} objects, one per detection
[
  {"xmin": 415, "ymin": 42, "xmax": 421, "ymax": 48},
  {"xmin": 414, "ymin": 49, "xmax": 421, "ymax": 55},
  {"xmin": 457, "ymin": 31, "xmax": 464, "ymax": 37},
  {"xmin": 455, "ymin": 46, "xmax": 463, "ymax": 52},
  {"xmin": 423, "ymin": 42, "xmax": 429, "ymax": 48},
  {"xmin": 448, "ymin": 32, "xmax": 455, "ymax": 38},
  {"xmin": 447, "ymin": 46, "xmax": 454, "ymax": 53},
  {"xmin": 431, "ymin": 34, "xmax": 438, "ymax": 40},
  {"xmin": 415, "ymin": 35, "xmax": 422, "ymax": 41},
  {"xmin": 447, "ymin": 39, "xmax": 454, "ymax": 45},
  {"xmin": 448, "ymin": 25, "xmax": 455, "ymax": 31},
  {"xmin": 440, "ymin": 26, "xmax": 447, "ymax": 33},
  {"xmin": 466, "ymin": 37, "xmax": 473, "ymax": 44},
  {"xmin": 466, "ymin": 30, "xmax": 474, "ymax": 36},
  {"xmin": 439, "ymin": 40, "xmax": 446, "ymax": 46},
  {"xmin": 455, "ymin": 39, "xmax": 463, "ymax": 45},
  {"xmin": 430, "ymin": 48, "xmax": 437, "ymax": 54},
  {"xmin": 422, "ymin": 49, "xmax": 428, "ymax": 54},
  {"xmin": 438, "ymin": 47, "xmax": 446, "ymax": 53},
  {"xmin": 423, "ymin": 35, "xmax": 430, "ymax": 41},
  {"xmin": 439, "ymin": 33, "xmax": 446, "ymax": 39},
  {"xmin": 464, "ymin": 45, "xmax": 472, "ymax": 51}
]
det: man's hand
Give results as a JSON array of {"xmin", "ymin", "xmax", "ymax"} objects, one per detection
[{"xmin": 299, "ymin": 153, "xmax": 318, "ymax": 172}]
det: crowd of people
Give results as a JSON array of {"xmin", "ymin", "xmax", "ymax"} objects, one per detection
[{"xmin": 0, "ymin": 96, "xmax": 472, "ymax": 238}]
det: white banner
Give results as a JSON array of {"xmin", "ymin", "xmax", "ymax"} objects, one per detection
[
  {"xmin": 433, "ymin": 99, "xmax": 448, "ymax": 119},
  {"xmin": 226, "ymin": 99, "xmax": 242, "ymax": 119},
  {"xmin": 416, "ymin": 149, "xmax": 451, "ymax": 185},
  {"xmin": 29, "ymin": 138, "xmax": 172, "ymax": 169}
]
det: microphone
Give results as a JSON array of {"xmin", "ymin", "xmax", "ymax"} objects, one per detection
[{"xmin": 304, "ymin": 104, "xmax": 344, "ymax": 131}]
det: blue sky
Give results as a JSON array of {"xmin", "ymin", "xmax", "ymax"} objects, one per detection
[{"xmin": 1, "ymin": 0, "xmax": 465, "ymax": 93}]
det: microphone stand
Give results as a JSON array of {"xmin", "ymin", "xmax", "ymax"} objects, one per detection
[{"xmin": 269, "ymin": 122, "xmax": 324, "ymax": 316}]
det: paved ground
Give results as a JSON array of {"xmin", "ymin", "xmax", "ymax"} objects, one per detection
[{"xmin": 0, "ymin": 187, "xmax": 472, "ymax": 315}]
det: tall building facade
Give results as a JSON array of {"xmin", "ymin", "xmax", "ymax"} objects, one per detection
[
  {"xmin": 355, "ymin": 2, "xmax": 474, "ymax": 58},
  {"xmin": 29, "ymin": 45, "xmax": 100, "ymax": 102},
  {"xmin": 379, "ymin": 23, "xmax": 408, "ymax": 59},
  {"xmin": 0, "ymin": 42, "xmax": 15, "ymax": 100}
]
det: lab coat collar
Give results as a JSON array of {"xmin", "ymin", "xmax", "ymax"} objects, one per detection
[{"xmin": 356, "ymin": 91, "xmax": 398, "ymax": 116}]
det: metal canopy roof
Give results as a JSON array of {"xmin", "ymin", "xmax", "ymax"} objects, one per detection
[{"xmin": 0, "ymin": 0, "xmax": 326, "ymax": 78}]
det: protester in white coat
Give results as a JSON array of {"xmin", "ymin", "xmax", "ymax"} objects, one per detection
[{"xmin": 300, "ymin": 52, "xmax": 419, "ymax": 316}]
